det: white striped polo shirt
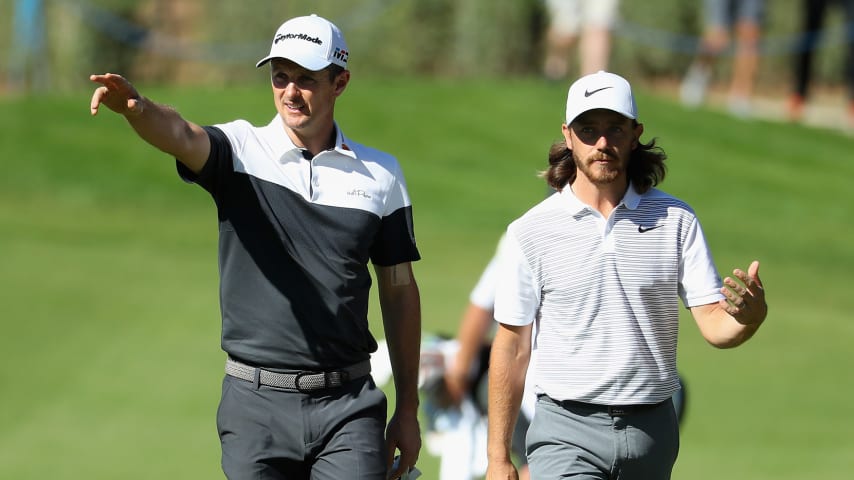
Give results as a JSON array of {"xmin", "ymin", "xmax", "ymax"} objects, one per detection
[{"xmin": 494, "ymin": 185, "xmax": 723, "ymax": 405}]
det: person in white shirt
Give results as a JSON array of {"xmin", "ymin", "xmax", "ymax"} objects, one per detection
[{"xmin": 486, "ymin": 71, "xmax": 767, "ymax": 480}]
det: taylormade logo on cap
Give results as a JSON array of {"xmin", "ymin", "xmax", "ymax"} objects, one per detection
[
  {"xmin": 256, "ymin": 14, "xmax": 349, "ymax": 71},
  {"xmin": 565, "ymin": 71, "xmax": 637, "ymax": 125}
]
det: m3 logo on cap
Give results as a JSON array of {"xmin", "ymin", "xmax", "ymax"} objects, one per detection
[{"xmin": 334, "ymin": 47, "xmax": 349, "ymax": 63}]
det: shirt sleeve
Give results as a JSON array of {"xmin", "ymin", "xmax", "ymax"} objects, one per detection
[
  {"xmin": 369, "ymin": 161, "xmax": 420, "ymax": 266},
  {"xmin": 176, "ymin": 126, "xmax": 233, "ymax": 198},
  {"xmin": 493, "ymin": 227, "xmax": 540, "ymax": 326},
  {"xmin": 369, "ymin": 205, "xmax": 420, "ymax": 266},
  {"xmin": 679, "ymin": 216, "xmax": 725, "ymax": 307}
]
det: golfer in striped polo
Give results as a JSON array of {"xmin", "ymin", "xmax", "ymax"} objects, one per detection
[{"xmin": 486, "ymin": 71, "xmax": 768, "ymax": 480}]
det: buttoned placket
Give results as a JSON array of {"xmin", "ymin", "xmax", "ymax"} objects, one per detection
[
  {"xmin": 586, "ymin": 207, "xmax": 619, "ymax": 253},
  {"xmin": 308, "ymin": 150, "xmax": 335, "ymax": 202},
  {"xmin": 298, "ymin": 149, "xmax": 318, "ymax": 199},
  {"xmin": 279, "ymin": 147, "xmax": 345, "ymax": 202},
  {"xmin": 276, "ymin": 149, "xmax": 316, "ymax": 201}
]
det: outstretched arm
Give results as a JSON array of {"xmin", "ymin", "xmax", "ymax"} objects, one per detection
[
  {"xmin": 375, "ymin": 262, "xmax": 422, "ymax": 479},
  {"xmin": 691, "ymin": 260, "xmax": 767, "ymax": 348},
  {"xmin": 89, "ymin": 73, "xmax": 210, "ymax": 173}
]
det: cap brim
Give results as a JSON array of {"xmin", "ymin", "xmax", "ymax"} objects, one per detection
[
  {"xmin": 567, "ymin": 107, "xmax": 636, "ymax": 126},
  {"xmin": 255, "ymin": 54, "xmax": 332, "ymax": 71}
]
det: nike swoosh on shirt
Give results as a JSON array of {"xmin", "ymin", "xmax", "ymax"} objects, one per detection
[
  {"xmin": 584, "ymin": 86, "xmax": 613, "ymax": 97},
  {"xmin": 638, "ymin": 225, "xmax": 662, "ymax": 233}
]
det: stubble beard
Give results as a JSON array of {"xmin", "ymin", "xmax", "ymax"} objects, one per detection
[{"xmin": 575, "ymin": 152, "xmax": 623, "ymax": 186}]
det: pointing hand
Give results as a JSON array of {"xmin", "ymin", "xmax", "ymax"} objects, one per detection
[{"xmin": 89, "ymin": 73, "xmax": 144, "ymax": 116}]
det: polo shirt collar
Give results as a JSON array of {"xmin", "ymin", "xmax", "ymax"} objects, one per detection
[
  {"xmin": 560, "ymin": 182, "xmax": 643, "ymax": 214},
  {"xmin": 621, "ymin": 183, "xmax": 642, "ymax": 210},
  {"xmin": 264, "ymin": 115, "xmax": 358, "ymax": 161},
  {"xmin": 332, "ymin": 124, "xmax": 358, "ymax": 159},
  {"xmin": 559, "ymin": 185, "xmax": 589, "ymax": 215}
]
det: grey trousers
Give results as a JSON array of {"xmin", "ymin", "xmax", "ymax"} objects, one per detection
[
  {"xmin": 217, "ymin": 374, "xmax": 387, "ymax": 480},
  {"xmin": 527, "ymin": 395, "xmax": 680, "ymax": 480}
]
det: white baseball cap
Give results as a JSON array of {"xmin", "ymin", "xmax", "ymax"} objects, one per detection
[
  {"xmin": 564, "ymin": 71, "xmax": 637, "ymax": 125},
  {"xmin": 256, "ymin": 14, "xmax": 349, "ymax": 70}
]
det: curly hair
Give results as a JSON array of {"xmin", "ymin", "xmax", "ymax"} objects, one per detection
[{"xmin": 541, "ymin": 130, "xmax": 668, "ymax": 194}]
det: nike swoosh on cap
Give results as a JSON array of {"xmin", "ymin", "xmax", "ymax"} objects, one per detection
[{"xmin": 584, "ymin": 86, "xmax": 613, "ymax": 97}]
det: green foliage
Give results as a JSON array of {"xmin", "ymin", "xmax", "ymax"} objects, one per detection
[
  {"xmin": 3, "ymin": 0, "xmax": 851, "ymax": 91},
  {"xmin": 1, "ymin": 77, "xmax": 853, "ymax": 479}
]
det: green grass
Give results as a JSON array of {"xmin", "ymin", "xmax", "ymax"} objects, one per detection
[{"xmin": 1, "ymin": 77, "xmax": 852, "ymax": 479}]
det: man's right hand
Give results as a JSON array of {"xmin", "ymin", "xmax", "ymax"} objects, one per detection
[
  {"xmin": 89, "ymin": 73, "xmax": 143, "ymax": 116},
  {"xmin": 486, "ymin": 459, "xmax": 520, "ymax": 480},
  {"xmin": 87, "ymin": 73, "xmax": 210, "ymax": 174}
]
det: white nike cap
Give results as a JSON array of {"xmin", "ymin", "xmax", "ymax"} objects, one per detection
[
  {"xmin": 256, "ymin": 14, "xmax": 349, "ymax": 71},
  {"xmin": 564, "ymin": 70, "xmax": 638, "ymax": 125}
]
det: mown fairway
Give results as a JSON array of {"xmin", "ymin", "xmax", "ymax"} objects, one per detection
[{"xmin": 1, "ymin": 77, "xmax": 852, "ymax": 479}]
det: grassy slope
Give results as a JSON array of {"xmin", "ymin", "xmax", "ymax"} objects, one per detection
[{"xmin": 0, "ymin": 77, "xmax": 851, "ymax": 479}]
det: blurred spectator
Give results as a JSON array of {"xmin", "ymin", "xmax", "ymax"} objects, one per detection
[
  {"xmin": 542, "ymin": 0, "xmax": 621, "ymax": 80},
  {"xmin": 788, "ymin": 0, "xmax": 854, "ymax": 125},
  {"xmin": 680, "ymin": 0, "xmax": 765, "ymax": 118},
  {"xmin": 8, "ymin": 0, "xmax": 46, "ymax": 92},
  {"xmin": 439, "ymin": 233, "xmax": 535, "ymax": 480}
]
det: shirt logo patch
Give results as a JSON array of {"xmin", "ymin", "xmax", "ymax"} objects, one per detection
[
  {"xmin": 637, "ymin": 225, "xmax": 662, "ymax": 233},
  {"xmin": 347, "ymin": 188, "xmax": 372, "ymax": 199}
]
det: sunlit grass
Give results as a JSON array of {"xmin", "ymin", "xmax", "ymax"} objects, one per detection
[{"xmin": 1, "ymin": 77, "xmax": 852, "ymax": 479}]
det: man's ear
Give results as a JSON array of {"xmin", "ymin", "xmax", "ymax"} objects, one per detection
[
  {"xmin": 333, "ymin": 70, "xmax": 350, "ymax": 97},
  {"xmin": 562, "ymin": 122, "xmax": 572, "ymax": 148},
  {"xmin": 633, "ymin": 122, "xmax": 644, "ymax": 149}
]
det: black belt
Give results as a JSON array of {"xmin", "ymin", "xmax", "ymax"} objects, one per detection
[
  {"xmin": 225, "ymin": 357, "xmax": 371, "ymax": 392},
  {"xmin": 546, "ymin": 395, "xmax": 669, "ymax": 417}
]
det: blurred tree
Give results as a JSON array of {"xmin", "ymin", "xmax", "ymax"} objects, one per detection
[
  {"xmin": 8, "ymin": 0, "xmax": 47, "ymax": 92},
  {"xmin": 0, "ymin": 0, "xmax": 850, "ymax": 95}
]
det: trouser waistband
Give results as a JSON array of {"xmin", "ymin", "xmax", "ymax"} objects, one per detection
[
  {"xmin": 225, "ymin": 357, "xmax": 371, "ymax": 392},
  {"xmin": 544, "ymin": 394, "xmax": 670, "ymax": 417}
]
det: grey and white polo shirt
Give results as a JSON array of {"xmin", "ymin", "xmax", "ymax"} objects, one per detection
[
  {"xmin": 178, "ymin": 116, "xmax": 420, "ymax": 371},
  {"xmin": 494, "ymin": 185, "xmax": 724, "ymax": 405}
]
